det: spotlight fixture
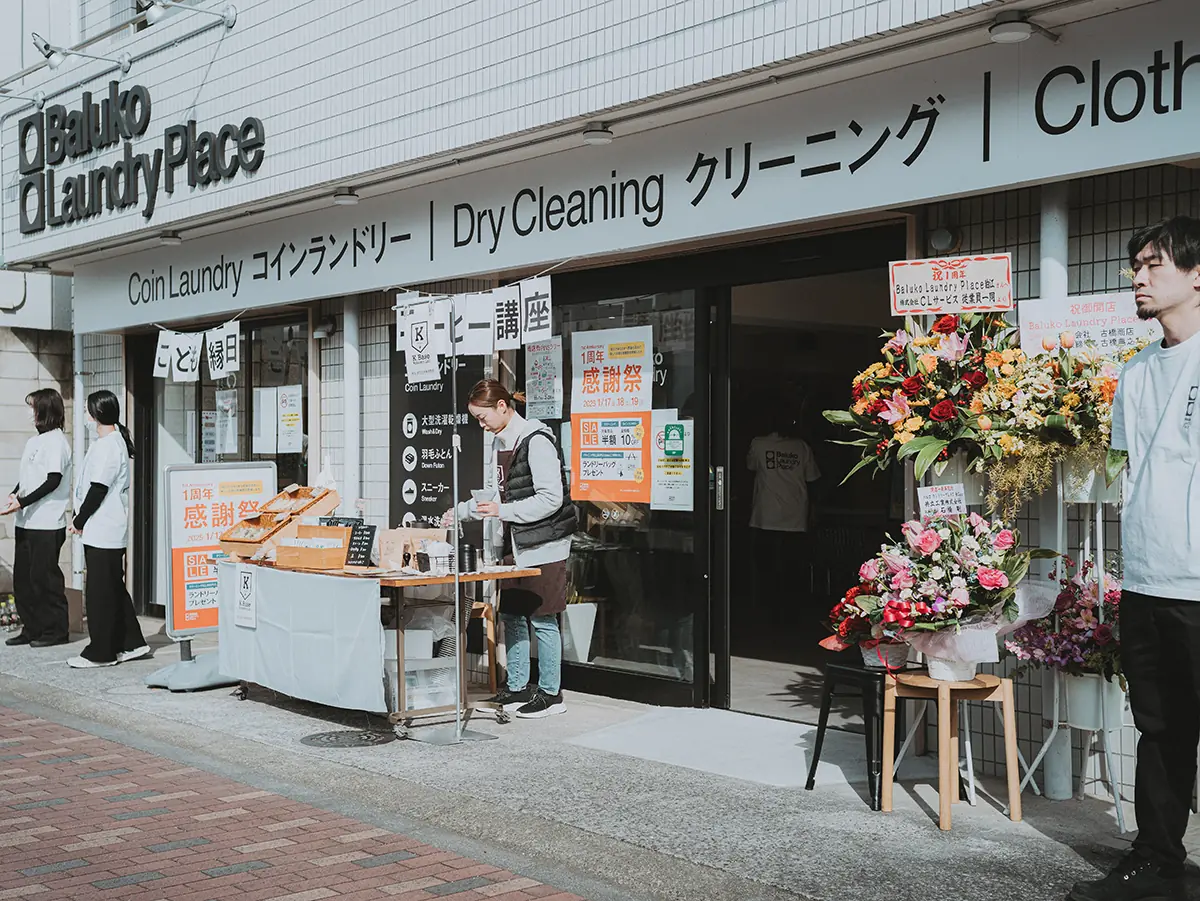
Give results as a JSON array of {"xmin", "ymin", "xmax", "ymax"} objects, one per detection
[
  {"xmin": 988, "ymin": 11, "xmax": 1059, "ymax": 44},
  {"xmin": 159, "ymin": 232, "xmax": 183, "ymax": 247},
  {"xmin": 582, "ymin": 123, "xmax": 614, "ymax": 146},
  {"xmin": 312, "ymin": 316, "xmax": 338, "ymax": 340},
  {"xmin": 144, "ymin": 1, "xmax": 237, "ymax": 29},
  {"xmin": 29, "ymin": 262, "xmax": 51, "ymax": 273},
  {"xmin": 333, "ymin": 188, "xmax": 360, "ymax": 206},
  {"xmin": 0, "ymin": 88, "xmax": 46, "ymax": 109},
  {"xmin": 928, "ymin": 227, "xmax": 961, "ymax": 255},
  {"xmin": 31, "ymin": 32, "xmax": 132, "ymax": 73}
]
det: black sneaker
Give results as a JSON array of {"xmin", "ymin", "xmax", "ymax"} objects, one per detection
[
  {"xmin": 515, "ymin": 690, "xmax": 566, "ymax": 719},
  {"xmin": 5, "ymin": 633, "xmax": 33, "ymax": 646},
  {"xmin": 485, "ymin": 685, "xmax": 535, "ymax": 712},
  {"xmin": 31, "ymin": 637, "xmax": 69, "ymax": 648},
  {"xmin": 1069, "ymin": 852, "xmax": 1185, "ymax": 901}
]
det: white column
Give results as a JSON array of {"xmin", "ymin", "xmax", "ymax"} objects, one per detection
[
  {"xmin": 342, "ymin": 296, "xmax": 361, "ymax": 511},
  {"xmin": 1040, "ymin": 180, "xmax": 1074, "ymax": 801},
  {"xmin": 71, "ymin": 333, "xmax": 85, "ymax": 591}
]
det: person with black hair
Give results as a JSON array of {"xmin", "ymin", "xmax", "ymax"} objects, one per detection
[
  {"xmin": 1070, "ymin": 216, "xmax": 1200, "ymax": 901},
  {"xmin": 2, "ymin": 389, "xmax": 72, "ymax": 647},
  {"xmin": 66, "ymin": 390, "xmax": 149, "ymax": 669}
]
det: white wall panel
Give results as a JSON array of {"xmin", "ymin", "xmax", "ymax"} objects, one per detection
[{"xmin": 3, "ymin": 0, "xmax": 1007, "ymax": 262}]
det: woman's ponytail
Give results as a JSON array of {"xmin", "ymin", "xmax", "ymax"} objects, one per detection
[{"xmin": 117, "ymin": 423, "xmax": 135, "ymax": 459}]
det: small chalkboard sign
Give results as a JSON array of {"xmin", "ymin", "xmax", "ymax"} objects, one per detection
[
  {"xmin": 319, "ymin": 516, "xmax": 364, "ymax": 528},
  {"xmin": 344, "ymin": 523, "xmax": 378, "ymax": 569}
]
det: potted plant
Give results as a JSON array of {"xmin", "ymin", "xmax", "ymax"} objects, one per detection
[
  {"xmin": 823, "ymin": 584, "xmax": 911, "ymax": 670},
  {"xmin": 824, "ymin": 513, "xmax": 1052, "ymax": 680},
  {"xmin": 1005, "ymin": 557, "xmax": 1125, "ymax": 731},
  {"xmin": 823, "ymin": 313, "xmax": 1018, "ymax": 485}
]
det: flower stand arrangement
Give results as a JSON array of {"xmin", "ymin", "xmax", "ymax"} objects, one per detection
[
  {"xmin": 823, "ymin": 513, "xmax": 1052, "ymax": 679},
  {"xmin": 823, "ymin": 313, "xmax": 1019, "ymax": 483},
  {"xmin": 975, "ymin": 334, "xmax": 1151, "ymax": 520}
]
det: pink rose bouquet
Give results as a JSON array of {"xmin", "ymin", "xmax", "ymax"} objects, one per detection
[{"xmin": 823, "ymin": 513, "xmax": 1051, "ymax": 650}]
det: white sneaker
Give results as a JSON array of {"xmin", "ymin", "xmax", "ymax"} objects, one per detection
[
  {"xmin": 67, "ymin": 656, "xmax": 117, "ymax": 669},
  {"xmin": 117, "ymin": 645, "xmax": 152, "ymax": 663}
]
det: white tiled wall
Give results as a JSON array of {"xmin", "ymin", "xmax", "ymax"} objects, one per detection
[
  {"xmin": 925, "ymin": 164, "xmax": 1200, "ymax": 809},
  {"xmin": 10, "ymin": 0, "xmax": 1011, "ymax": 260}
]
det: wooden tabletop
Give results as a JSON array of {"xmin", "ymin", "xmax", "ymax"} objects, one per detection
[
  {"xmin": 379, "ymin": 568, "xmax": 541, "ymax": 588},
  {"xmin": 219, "ymin": 558, "xmax": 540, "ymax": 587}
]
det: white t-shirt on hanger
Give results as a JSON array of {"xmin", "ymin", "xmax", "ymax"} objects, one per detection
[
  {"xmin": 746, "ymin": 432, "xmax": 821, "ymax": 533},
  {"xmin": 75, "ymin": 431, "xmax": 131, "ymax": 550},
  {"xmin": 15, "ymin": 428, "xmax": 72, "ymax": 531}
]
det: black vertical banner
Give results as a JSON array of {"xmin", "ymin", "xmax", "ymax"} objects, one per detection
[{"xmin": 390, "ymin": 348, "xmax": 485, "ymax": 538}]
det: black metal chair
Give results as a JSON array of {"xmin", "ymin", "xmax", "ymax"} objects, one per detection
[{"xmin": 805, "ymin": 660, "xmax": 921, "ymax": 810}]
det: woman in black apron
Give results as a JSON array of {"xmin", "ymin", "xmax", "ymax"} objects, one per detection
[{"xmin": 443, "ymin": 380, "xmax": 575, "ymax": 718}]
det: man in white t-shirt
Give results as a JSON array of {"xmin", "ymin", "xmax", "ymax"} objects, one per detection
[
  {"xmin": 746, "ymin": 418, "xmax": 820, "ymax": 615},
  {"xmin": 1070, "ymin": 217, "xmax": 1200, "ymax": 901}
]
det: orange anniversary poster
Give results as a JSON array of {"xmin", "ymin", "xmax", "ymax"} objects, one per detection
[
  {"xmin": 166, "ymin": 464, "xmax": 276, "ymax": 638},
  {"xmin": 569, "ymin": 325, "xmax": 654, "ymax": 503}
]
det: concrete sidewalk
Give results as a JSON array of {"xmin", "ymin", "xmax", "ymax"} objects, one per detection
[{"xmin": 0, "ymin": 620, "xmax": 1174, "ymax": 901}]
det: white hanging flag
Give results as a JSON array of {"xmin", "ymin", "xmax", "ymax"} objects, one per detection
[
  {"xmin": 152, "ymin": 330, "xmax": 174, "ymax": 378},
  {"xmin": 519, "ymin": 276, "xmax": 553, "ymax": 344},
  {"xmin": 394, "ymin": 291, "xmax": 422, "ymax": 351},
  {"xmin": 452, "ymin": 294, "xmax": 495, "ymax": 357},
  {"xmin": 205, "ymin": 322, "xmax": 240, "ymax": 379},
  {"xmin": 430, "ymin": 296, "xmax": 452, "ymax": 355},
  {"xmin": 398, "ymin": 298, "xmax": 441, "ymax": 383},
  {"xmin": 171, "ymin": 332, "xmax": 202, "ymax": 383},
  {"xmin": 492, "ymin": 285, "xmax": 523, "ymax": 351}
]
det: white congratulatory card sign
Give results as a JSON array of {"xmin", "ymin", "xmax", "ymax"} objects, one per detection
[
  {"xmin": 890, "ymin": 254, "xmax": 1013, "ymax": 316},
  {"xmin": 1018, "ymin": 292, "xmax": 1162, "ymax": 355},
  {"xmin": 918, "ymin": 483, "xmax": 968, "ymax": 519}
]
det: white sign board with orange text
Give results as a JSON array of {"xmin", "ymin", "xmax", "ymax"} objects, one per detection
[
  {"xmin": 165, "ymin": 463, "xmax": 276, "ymax": 639},
  {"xmin": 890, "ymin": 254, "xmax": 1013, "ymax": 316}
]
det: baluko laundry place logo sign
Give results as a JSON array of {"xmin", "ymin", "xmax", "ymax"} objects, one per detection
[{"xmin": 18, "ymin": 80, "xmax": 265, "ymax": 235}]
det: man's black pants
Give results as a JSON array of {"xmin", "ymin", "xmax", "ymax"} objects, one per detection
[{"xmin": 1123, "ymin": 591, "xmax": 1200, "ymax": 874}]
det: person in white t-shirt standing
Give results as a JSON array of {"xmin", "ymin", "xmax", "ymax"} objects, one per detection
[
  {"xmin": 1070, "ymin": 217, "xmax": 1200, "ymax": 901},
  {"xmin": 66, "ymin": 390, "xmax": 149, "ymax": 669},
  {"xmin": 1, "ymin": 389, "xmax": 72, "ymax": 647},
  {"xmin": 746, "ymin": 413, "xmax": 820, "ymax": 616}
]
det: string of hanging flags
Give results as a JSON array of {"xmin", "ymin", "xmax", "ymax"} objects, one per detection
[
  {"xmin": 394, "ymin": 275, "xmax": 554, "ymax": 385},
  {"xmin": 151, "ymin": 319, "xmax": 242, "ymax": 382}
]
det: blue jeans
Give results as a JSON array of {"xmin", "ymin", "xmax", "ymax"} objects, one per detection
[{"xmin": 501, "ymin": 613, "xmax": 561, "ymax": 695}]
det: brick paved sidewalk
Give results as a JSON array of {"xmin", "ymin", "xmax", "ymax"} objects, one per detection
[{"xmin": 0, "ymin": 706, "xmax": 584, "ymax": 901}]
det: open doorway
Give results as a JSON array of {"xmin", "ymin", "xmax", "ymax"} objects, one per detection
[{"xmin": 726, "ymin": 268, "xmax": 904, "ymax": 725}]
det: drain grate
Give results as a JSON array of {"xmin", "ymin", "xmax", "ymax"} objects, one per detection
[{"xmin": 299, "ymin": 730, "xmax": 396, "ymax": 748}]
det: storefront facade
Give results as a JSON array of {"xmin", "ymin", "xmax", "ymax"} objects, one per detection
[{"xmin": 2, "ymin": 0, "xmax": 1196, "ymax": 762}]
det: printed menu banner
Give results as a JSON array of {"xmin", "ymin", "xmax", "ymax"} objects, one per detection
[
  {"xmin": 571, "ymin": 412, "xmax": 651, "ymax": 503},
  {"xmin": 651, "ymin": 409, "xmax": 694, "ymax": 512},
  {"xmin": 570, "ymin": 325, "xmax": 653, "ymax": 414},
  {"xmin": 525, "ymin": 335, "xmax": 564, "ymax": 420},
  {"xmin": 165, "ymin": 463, "xmax": 275, "ymax": 638},
  {"xmin": 201, "ymin": 411, "xmax": 217, "ymax": 463}
]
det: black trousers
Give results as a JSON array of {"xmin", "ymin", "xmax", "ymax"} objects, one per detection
[
  {"xmin": 82, "ymin": 545, "xmax": 145, "ymax": 663},
  {"xmin": 1122, "ymin": 591, "xmax": 1200, "ymax": 874},
  {"xmin": 13, "ymin": 527, "xmax": 69, "ymax": 642}
]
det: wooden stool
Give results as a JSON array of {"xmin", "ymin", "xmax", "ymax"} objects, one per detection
[
  {"xmin": 881, "ymin": 672, "xmax": 1021, "ymax": 831},
  {"xmin": 470, "ymin": 602, "xmax": 498, "ymax": 694}
]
